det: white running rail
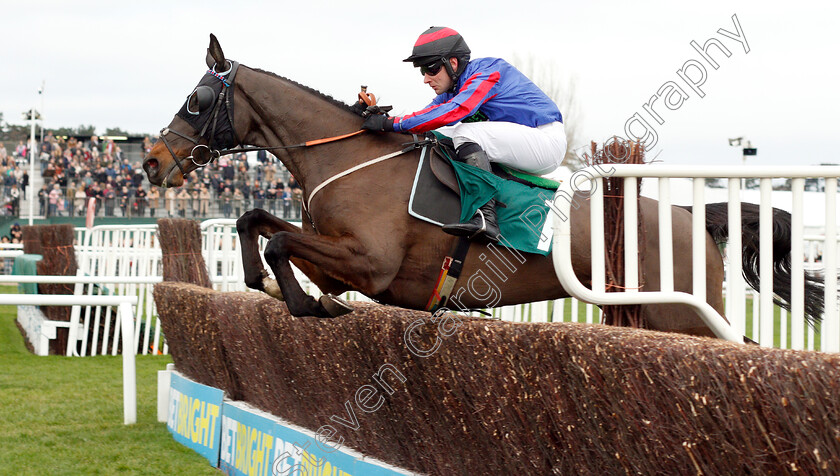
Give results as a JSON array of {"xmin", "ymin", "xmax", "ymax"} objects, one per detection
[{"xmin": 550, "ymin": 164, "xmax": 840, "ymax": 349}]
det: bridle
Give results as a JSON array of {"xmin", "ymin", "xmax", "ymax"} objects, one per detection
[
  {"xmin": 155, "ymin": 59, "xmax": 368, "ymax": 185},
  {"xmin": 157, "ymin": 60, "xmax": 240, "ymax": 181},
  {"xmin": 153, "ymin": 58, "xmax": 426, "ymax": 232}
]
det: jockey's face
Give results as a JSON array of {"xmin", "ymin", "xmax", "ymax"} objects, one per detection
[{"xmin": 424, "ymin": 57, "xmax": 458, "ymax": 95}]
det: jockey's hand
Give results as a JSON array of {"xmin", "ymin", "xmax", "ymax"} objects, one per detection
[
  {"xmin": 362, "ymin": 114, "xmax": 394, "ymax": 132},
  {"xmin": 350, "ymin": 101, "xmax": 367, "ymax": 116},
  {"xmin": 361, "ymin": 104, "xmax": 393, "ymax": 118}
]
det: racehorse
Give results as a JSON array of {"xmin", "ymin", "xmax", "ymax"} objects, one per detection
[{"xmin": 143, "ymin": 34, "xmax": 824, "ymax": 339}]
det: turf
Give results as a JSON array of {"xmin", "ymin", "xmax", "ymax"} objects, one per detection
[{"xmin": 0, "ymin": 286, "xmax": 219, "ymax": 475}]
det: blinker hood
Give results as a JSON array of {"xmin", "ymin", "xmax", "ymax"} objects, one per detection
[{"xmin": 175, "ymin": 61, "xmax": 239, "ymax": 150}]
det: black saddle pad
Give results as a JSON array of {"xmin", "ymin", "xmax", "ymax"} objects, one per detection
[
  {"xmin": 408, "ymin": 141, "xmax": 556, "ymax": 227},
  {"xmin": 409, "ymin": 147, "xmax": 462, "ymax": 226}
]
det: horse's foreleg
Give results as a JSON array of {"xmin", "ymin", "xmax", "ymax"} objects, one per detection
[
  {"xmin": 263, "ymin": 231, "xmax": 395, "ymax": 318},
  {"xmin": 236, "ymin": 209, "xmax": 348, "ymax": 300}
]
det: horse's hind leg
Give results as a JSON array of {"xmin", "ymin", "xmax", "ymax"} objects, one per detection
[{"xmin": 236, "ymin": 209, "xmax": 348, "ymax": 300}]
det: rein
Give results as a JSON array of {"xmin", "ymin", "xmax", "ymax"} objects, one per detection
[
  {"xmin": 157, "ymin": 59, "xmax": 431, "ymax": 232},
  {"xmin": 160, "ymin": 60, "xmax": 370, "ymax": 178},
  {"xmin": 220, "ymin": 129, "xmax": 366, "ymax": 157},
  {"xmin": 157, "ymin": 60, "xmax": 371, "ymax": 186}
]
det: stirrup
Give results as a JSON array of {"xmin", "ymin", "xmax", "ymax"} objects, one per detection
[
  {"xmin": 475, "ymin": 209, "xmax": 501, "ymax": 243},
  {"xmin": 467, "ymin": 210, "xmax": 488, "ymax": 240}
]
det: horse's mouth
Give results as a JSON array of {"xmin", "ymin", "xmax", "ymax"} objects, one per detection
[{"xmin": 143, "ymin": 157, "xmax": 185, "ymax": 188}]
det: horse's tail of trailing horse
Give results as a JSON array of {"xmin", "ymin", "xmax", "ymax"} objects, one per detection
[{"xmin": 679, "ymin": 202, "xmax": 825, "ymax": 327}]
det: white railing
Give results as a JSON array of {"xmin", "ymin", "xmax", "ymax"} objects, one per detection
[
  {"xmin": 0, "ymin": 242, "xmax": 24, "ymax": 258},
  {"xmin": 72, "ymin": 221, "xmax": 565, "ymax": 332},
  {"xmin": 1, "ymin": 274, "xmax": 162, "ymax": 357},
  {"xmin": 201, "ymin": 219, "xmax": 244, "ymax": 292},
  {"xmin": 75, "ymin": 224, "xmax": 163, "ymax": 355},
  {"xmin": 16, "ymin": 190, "xmax": 831, "ymax": 354},
  {"xmin": 0, "ymin": 243, "xmax": 23, "ymax": 274},
  {"xmin": 550, "ymin": 164, "xmax": 840, "ymax": 350},
  {"xmin": 2, "ymin": 293, "xmax": 138, "ymax": 424},
  {"xmin": 198, "ymin": 219, "xmax": 373, "ymax": 302}
]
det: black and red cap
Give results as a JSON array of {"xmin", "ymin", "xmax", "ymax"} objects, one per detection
[{"xmin": 403, "ymin": 26, "xmax": 471, "ymax": 66}]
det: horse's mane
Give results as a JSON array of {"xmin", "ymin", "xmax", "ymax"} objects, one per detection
[{"xmin": 251, "ymin": 67, "xmax": 355, "ymax": 114}]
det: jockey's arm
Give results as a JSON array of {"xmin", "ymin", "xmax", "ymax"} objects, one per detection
[{"xmin": 392, "ymin": 69, "xmax": 501, "ymax": 134}]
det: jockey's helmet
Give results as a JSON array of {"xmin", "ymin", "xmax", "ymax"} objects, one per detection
[{"xmin": 404, "ymin": 26, "xmax": 470, "ymax": 86}]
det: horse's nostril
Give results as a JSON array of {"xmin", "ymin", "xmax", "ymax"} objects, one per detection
[{"xmin": 145, "ymin": 158, "xmax": 159, "ymax": 171}]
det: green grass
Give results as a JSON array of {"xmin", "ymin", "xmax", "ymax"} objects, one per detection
[
  {"xmin": 739, "ymin": 297, "xmax": 821, "ymax": 349},
  {"xmin": 0, "ymin": 286, "xmax": 219, "ymax": 475}
]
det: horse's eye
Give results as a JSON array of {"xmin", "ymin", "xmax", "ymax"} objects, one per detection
[{"xmin": 186, "ymin": 86, "xmax": 217, "ymax": 115}]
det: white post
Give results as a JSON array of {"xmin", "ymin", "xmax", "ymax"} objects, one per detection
[
  {"xmin": 658, "ymin": 178, "xmax": 674, "ymax": 292},
  {"xmin": 624, "ymin": 177, "xmax": 639, "ymax": 293},
  {"xmin": 781, "ymin": 308, "xmax": 788, "ymax": 349},
  {"xmin": 552, "ymin": 298, "xmax": 565, "ymax": 322},
  {"xmin": 692, "ymin": 178, "xmax": 706, "ymax": 300},
  {"xmin": 120, "ymin": 302, "xmax": 137, "ymax": 425},
  {"xmin": 759, "ymin": 179, "xmax": 774, "ymax": 346},
  {"xmin": 591, "ymin": 178, "xmax": 605, "ymax": 293},
  {"xmin": 39, "ymin": 81, "xmax": 45, "ymax": 143},
  {"xmin": 791, "ymin": 178, "xmax": 805, "ymax": 350},
  {"xmin": 824, "ymin": 178, "xmax": 838, "ymax": 352},
  {"xmin": 727, "ymin": 180, "xmax": 745, "ymax": 337},
  {"xmin": 28, "ymin": 108, "xmax": 37, "ymax": 225},
  {"xmin": 157, "ymin": 364, "xmax": 173, "ymax": 423},
  {"xmin": 222, "ymin": 225, "xmax": 233, "ymax": 291},
  {"xmin": 66, "ymin": 273, "xmax": 85, "ymax": 356}
]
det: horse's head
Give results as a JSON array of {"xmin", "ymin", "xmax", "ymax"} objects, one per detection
[{"xmin": 143, "ymin": 34, "xmax": 240, "ymax": 187}]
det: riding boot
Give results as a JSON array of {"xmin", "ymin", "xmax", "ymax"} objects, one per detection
[{"xmin": 441, "ymin": 143, "xmax": 501, "ymax": 243}]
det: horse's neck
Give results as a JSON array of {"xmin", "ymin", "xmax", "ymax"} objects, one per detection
[{"xmin": 237, "ymin": 67, "xmax": 392, "ymax": 190}]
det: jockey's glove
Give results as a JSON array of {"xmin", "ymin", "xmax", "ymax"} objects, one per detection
[
  {"xmin": 350, "ymin": 101, "xmax": 368, "ymax": 116},
  {"xmin": 362, "ymin": 114, "xmax": 395, "ymax": 132}
]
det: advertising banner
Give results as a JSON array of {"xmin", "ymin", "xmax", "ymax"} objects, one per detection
[
  {"xmin": 167, "ymin": 372, "xmax": 225, "ymax": 466},
  {"xmin": 219, "ymin": 401, "xmax": 409, "ymax": 476}
]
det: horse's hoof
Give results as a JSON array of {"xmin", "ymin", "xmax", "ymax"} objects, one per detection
[
  {"xmin": 318, "ymin": 294, "xmax": 354, "ymax": 317},
  {"xmin": 262, "ymin": 277, "xmax": 285, "ymax": 301}
]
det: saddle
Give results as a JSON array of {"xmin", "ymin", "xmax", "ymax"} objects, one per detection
[
  {"xmin": 411, "ymin": 134, "xmax": 562, "ymax": 311},
  {"xmin": 409, "ymin": 133, "xmax": 559, "ymax": 227}
]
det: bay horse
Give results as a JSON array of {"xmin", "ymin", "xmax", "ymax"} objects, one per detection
[{"xmin": 143, "ymin": 34, "xmax": 824, "ymax": 339}]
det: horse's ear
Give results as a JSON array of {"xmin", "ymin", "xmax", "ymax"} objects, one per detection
[
  {"xmin": 206, "ymin": 33, "xmax": 225, "ymax": 70},
  {"xmin": 205, "ymin": 50, "xmax": 215, "ymax": 70}
]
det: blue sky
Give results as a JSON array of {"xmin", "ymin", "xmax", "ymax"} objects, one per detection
[{"xmin": 4, "ymin": 0, "xmax": 838, "ymax": 166}]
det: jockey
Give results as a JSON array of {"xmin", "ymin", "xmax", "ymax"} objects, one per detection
[{"xmin": 362, "ymin": 26, "xmax": 567, "ymax": 243}]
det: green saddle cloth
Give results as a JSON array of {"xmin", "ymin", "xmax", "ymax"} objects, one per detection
[
  {"xmin": 498, "ymin": 164, "xmax": 561, "ymax": 190},
  {"xmin": 450, "ymin": 160, "xmax": 557, "ymax": 256}
]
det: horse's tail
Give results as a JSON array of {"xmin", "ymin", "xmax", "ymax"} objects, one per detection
[{"xmin": 678, "ymin": 202, "xmax": 825, "ymax": 327}]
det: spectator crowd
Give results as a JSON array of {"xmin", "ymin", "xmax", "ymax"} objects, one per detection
[
  {"xmin": 0, "ymin": 133, "xmax": 304, "ymax": 221},
  {"xmin": 0, "ymin": 140, "xmax": 29, "ymax": 216}
]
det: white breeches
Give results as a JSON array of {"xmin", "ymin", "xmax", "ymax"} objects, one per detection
[{"xmin": 437, "ymin": 121, "xmax": 567, "ymax": 175}]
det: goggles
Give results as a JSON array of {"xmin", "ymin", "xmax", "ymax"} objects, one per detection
[{"xmin": 419, "ymin": 59, "xmax": 445, "ymax": 77}]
